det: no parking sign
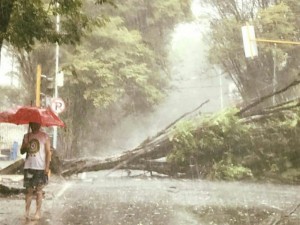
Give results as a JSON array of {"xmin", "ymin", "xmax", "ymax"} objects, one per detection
[{"xmin": 50, "ymin": 97, "xmax": 65, "ymax": 114}]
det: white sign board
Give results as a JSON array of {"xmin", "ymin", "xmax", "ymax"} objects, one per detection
[
  {"xmin": 241, "ymin": 25, "xmax": 258, "ymax": 58},
  {"xmin": 57, "ymin": 71, "xmax": 64, "ymax": 87},
  {"xmin": 51, "ymin": 97, "xmax": 65, "ymax": 114}
]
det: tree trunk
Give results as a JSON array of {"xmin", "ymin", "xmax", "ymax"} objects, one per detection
[{"xmin": 0, "ymin": 159, "xmax": 24, "ymax": 175}]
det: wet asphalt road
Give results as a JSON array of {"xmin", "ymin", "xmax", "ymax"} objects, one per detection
[{"xmin": 1, "ymin": 170, "xmax": 300, "ymax": 225}]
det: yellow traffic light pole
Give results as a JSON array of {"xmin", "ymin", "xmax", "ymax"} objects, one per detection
[
  {"xmin": 254, "ymin": 38, "xmax": 300, "ymax": 45},
  {"xmin": 242, "ymin": 24, "xmax": 300, "ymax": 58},
  {"xmin": 35, "ymin": 64, "xmax": 42, "ymax": 107}
]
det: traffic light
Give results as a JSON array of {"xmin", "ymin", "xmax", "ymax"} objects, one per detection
[
  {"xmin": 41, "ymin": 75, "xmax": 55, "ymax": 96},
  {"xmin": 40, "ymin": 75, "xmax": 55, "ymax": 107}
]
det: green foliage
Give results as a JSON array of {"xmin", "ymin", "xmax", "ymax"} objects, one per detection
[
  {"xmin": 168, "ymin": 120, "xmax": 197, "ymax": 166},
  {"xmin": 211, "ymin": 162, "xmax": 253, "ymax": 180},
  {"xmin": 117, "ymin": 0, "xmax": 191, "ymax": 28},
  {"xmin": 114, "ymin": 0, "xmax": 191, "ymax": 55},
  {"xmin": 10, "ymin": 0, "xmax": 192, "ymax": 157},
  {"xmin": 256, "ymin": 109, "xmax": 300, "ymax": 172},
  {"xmin": 54, "ymin": 1, "xmax": 191, "ymax": 156},
  {"xmin": 167, "ymin": 107, "xmax": 300, "ymax": 183},
  {"xmin": 150, "ymin": 0, "xmax": 191, "ymax": 25},
  {"xmin": 0, "ymin": 0, "xmax": 111, "ymax": 52},
  {"xmin": 256, "ymin": 2, "xmax": 297, "ymax": 55},
  {"xmin": 168, "ymin": 108, "xmax": 249, "ymax": 167},
  {"xmin": 208, "ymin": 18, "xmax": 244, "ymax": 65},
  {"xmin": 63, "ymin": 16, "xmax": 166, "ymax": 110}
]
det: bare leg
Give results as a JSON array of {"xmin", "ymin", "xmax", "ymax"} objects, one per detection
[
  {"xmin": 25, "ymin": 188, "xmax": 33, "ymax": 219},
  {"xmin": 33, "ymin": 185, "xmax": 44, "ymax": 220}
]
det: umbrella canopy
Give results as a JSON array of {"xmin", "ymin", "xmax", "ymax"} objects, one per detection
[
  {"xmin": 0, "ymin": 106, "xmax": 65, "ymax": 127},
  {"xmin": 0, "ymin": 107, "xmax": 19, "ymax": 123}
]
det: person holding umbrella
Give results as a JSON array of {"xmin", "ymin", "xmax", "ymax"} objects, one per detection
[
  {"xmin": 0, "ymin": 105, "xmax": 64, "ymax": 220},
  {"xmin": 20, "ymin": 122, "xmax": 51, "ymax": 221}
]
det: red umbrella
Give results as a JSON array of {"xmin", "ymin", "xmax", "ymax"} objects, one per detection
[
  {"xmin": 0, "ymin": 106, "xmax": 65, "ymax": 127},
  {"xmin": 0, "ymin": 107, "xmax": 19, "ymax": 123}
]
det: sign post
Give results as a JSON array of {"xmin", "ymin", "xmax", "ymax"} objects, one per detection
[
  {"xmin": 53, "ymin": 3, "xmax": 60, "ymax": 149},
  {"xmin": 241, "ymin": 25, "xmax": 258, "ymax": 58},
  {"xmin": 50, "ymin": 97, "xmax": 65, "ymax": 114}
]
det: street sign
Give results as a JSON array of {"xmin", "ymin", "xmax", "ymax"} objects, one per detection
[
  {"xmin": 57, "ymin": 71, "xmax": 64, "ymax": 87},
  {"xmin": 51, "ymin": 97, "xmax": 65, "ymax": 114},
  {"xmin": 241, "ymin": 25, "xmax": 258, "ymax": 58}
]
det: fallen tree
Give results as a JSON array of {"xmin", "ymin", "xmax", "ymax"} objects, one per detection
[
  {"xmin": 0, "ymin": 159, "xmax": 24, "ymax": 175},
  {"xmin": 1, "ymin": 77, "xmax": 299, "ymax": 182},
  {"xmin": 0, "ymin": 100, "xmax": 209, "ymax": 179},
  {"xmin": 60, "ymin": 99, "xmax": 210, "ymax": 176},
  {"xmin": 0, "ymin": 183, "xmax": 25, "ymax": 196}
]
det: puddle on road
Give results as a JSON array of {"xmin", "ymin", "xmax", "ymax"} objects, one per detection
[
  {"xmin": 60, "ymin": 201, "xmax": 173, "ymax": 225},
  {"xmin": 188, "ymin": 205, "xmax": 300, "ymax": 225},
  {"xmin": 51, "ymin": 204, "xmax": 300, "ymax": 225}
]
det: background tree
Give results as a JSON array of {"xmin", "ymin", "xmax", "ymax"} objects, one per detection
[
  {"xmin": 0, "ymin": 0, "xmax": 112, "ymax": 56},
  {"xmin": 59, "ymin": 16, "xmax": 167, "ymax": 157},
  {"xmin": 0, "ymin": 0, "xmax": 112, "ymax": 104},
  {"xmin": 57, "ymin": 0, "xmax": 192, "ymax": 157},
  {"xmin": 7, "ymin": 0, "xmax": 192, "ymax": 157},
  {"xmin": 201, "ymin": 0, "xmax": 300, "ymax": 103}
]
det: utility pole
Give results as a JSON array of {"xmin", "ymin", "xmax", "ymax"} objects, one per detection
[
  {"xmin": 212, "ymin": 66, "xmax": 225, "ymax": 109},
  {"xmin": 272, "ymin": 45, "xmax": 277, "ymax": 105},
  {"xmin": 53, "ymin": 4, "xmax": 60, "ymax": 149},
  {"xmin": 219, "ymin": 72, "xmax": 224, "ymax": 109}
]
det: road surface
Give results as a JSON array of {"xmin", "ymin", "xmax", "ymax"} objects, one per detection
[{"xmin": 0, "ymin": 170, "xmax": 300, "ymax": 225}]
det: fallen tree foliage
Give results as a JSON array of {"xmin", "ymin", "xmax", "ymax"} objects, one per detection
[
  {"xmin": 60, "ymin": 100, "xmax": 210, "ymax": 176},
  {"xmin": 0, "ymin": 77, "xmax": 299, "ymax": 183}
]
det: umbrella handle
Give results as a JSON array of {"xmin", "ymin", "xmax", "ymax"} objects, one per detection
[{"xmin": 25, "ymin": 124, "xmax": 31, "ymax": 159}]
